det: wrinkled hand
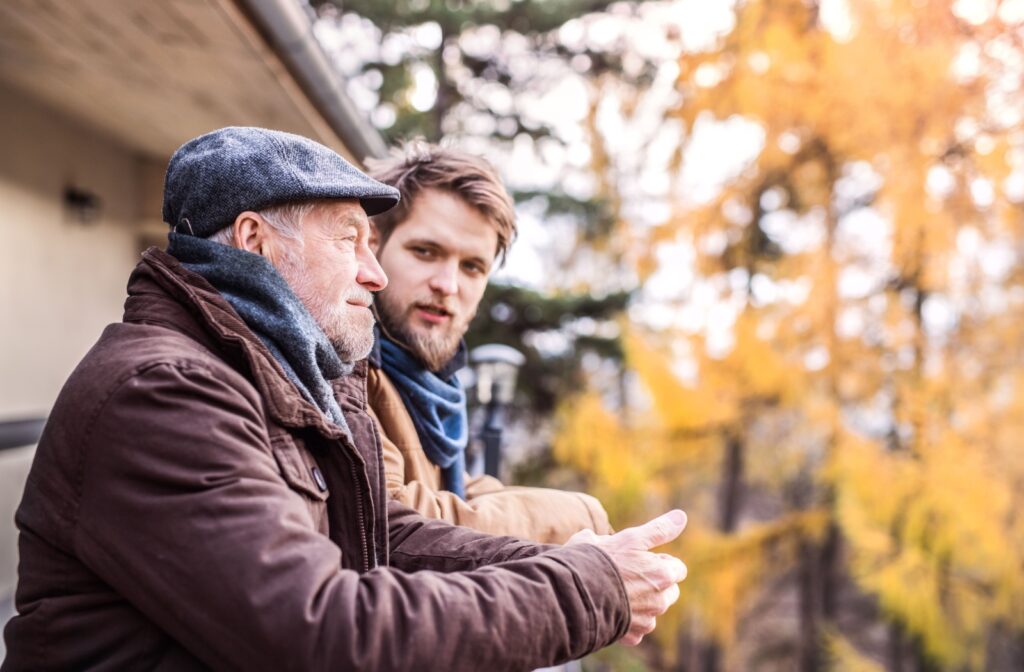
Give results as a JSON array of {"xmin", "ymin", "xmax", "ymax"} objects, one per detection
[{"xmin": 566, "ymin": 510, "xmax": 688, "ymax": 646}]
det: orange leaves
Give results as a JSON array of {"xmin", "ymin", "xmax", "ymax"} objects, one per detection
[
  {"xmin": 554, "ymin": 0, "xmax": 1024, "ymax": 666},
  {"xmin": 974, "ymin": 136, "xmax": 1012, "ymax": 183},
  {"xmin": 665, "ymin": 510, "xmax": 828, "ymax": 651},
  {"xmin": 625, "ymin": 329, "xmax": 739, "ymax": 431},
  {"xmin": 552, "ymin": 391, "xmax": 668, "ymax": 524},
  {"xmin": 832, "ymin": 426, "xmax": 1024, "ymax": 668}
]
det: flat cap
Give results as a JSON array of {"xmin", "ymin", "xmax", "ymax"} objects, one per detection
[{"xmin": 163, "ymin": 126, "xmax": 400, "ymax": 237}]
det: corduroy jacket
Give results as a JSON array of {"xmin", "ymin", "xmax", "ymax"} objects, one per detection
[{"xmin": 1, "ymin": 247, "xmax": 629, "ymax": 671}]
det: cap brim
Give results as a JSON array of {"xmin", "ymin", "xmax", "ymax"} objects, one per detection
[{"xmin": 361, "ymin": 195, "xmax": 400, "ymax": 217}]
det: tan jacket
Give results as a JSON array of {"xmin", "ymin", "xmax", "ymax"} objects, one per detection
[{"xmin": 367, "ymin": 362, "xmax": 612, "ymax": 544}]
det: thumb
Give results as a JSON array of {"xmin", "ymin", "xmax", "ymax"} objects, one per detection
[
  {"xmin": 628, "ymin": 510, "xmax": 687, "ymax": 550},
  {"xmin": 566, "ymin": 528, "xmax": 601, "ymax": 546}
]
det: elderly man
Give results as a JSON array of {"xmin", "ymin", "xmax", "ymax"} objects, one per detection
[
  {"xmin": 365, "ymin": 143, "xmax": 612, "ymax": 544},
  {"xmin": 2, "ymin": 127, "xmax": 687, "ymax": 671}
]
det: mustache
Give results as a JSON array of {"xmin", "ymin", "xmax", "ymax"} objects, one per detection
[
  {"xmin": 343, "ymin": 286, "xmax": 375, "ymax": 307},
  {"xmin": 408, "ymin": 294, "xmax": 457, "ymax": 315}
]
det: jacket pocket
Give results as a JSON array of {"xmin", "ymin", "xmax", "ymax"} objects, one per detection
[
  {"xmin": 270, "ymin": 434, "xmax": 329, "ymax": 501},
  {"xmin": 271, "ymin": 434, "xmax": 330, "ymax": 534}
]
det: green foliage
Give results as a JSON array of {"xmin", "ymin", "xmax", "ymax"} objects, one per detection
[
  {"xmin": 467, "ymin": 282, "xmax": 629, "ymax": 415},
  {"xmin": 583, "ymin": 645, "xmax": 650, "ymax": 672},
  {"xmin": 514, "ymin": 190, "xmax": 618, "ymax": 241},
  {"xmin": 315, "ymin": 0, "xmax": 629, "ymax": 35},
  {"xmin": 312, "ymin": 0, "xmax": 659, "ymax": 142}
]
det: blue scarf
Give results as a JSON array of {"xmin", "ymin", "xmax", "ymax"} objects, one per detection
[
  {"xmin": 378, "ymin": 333, "xmax": 468, "ymax": 498},
  {"xmin": 167, "ymin": 233, "xmax": 351, "ymax": 436}
]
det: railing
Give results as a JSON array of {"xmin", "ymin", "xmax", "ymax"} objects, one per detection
[{"xmin": 0, "ymin": 418, "xmax": 46, "ymax": 452}]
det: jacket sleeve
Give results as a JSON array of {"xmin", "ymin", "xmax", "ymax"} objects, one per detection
[
  {"xmin": 73, "ymin": 362, "xmax": 629, "ymax": 672},
  {"xmin": 386, "ymin": 499, "xmax": 549, "ymax": 573},
  {"xmin": 371, "ymin": 403, "xmax": 613, "ymax": 544}
]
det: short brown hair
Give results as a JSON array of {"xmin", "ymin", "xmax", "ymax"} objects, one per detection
[{"xmin": 366, "ymin": 141, "xmax": 517, "ymax": 264}]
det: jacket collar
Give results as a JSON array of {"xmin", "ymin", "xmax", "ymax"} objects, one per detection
[{"xmin": 124, "ymin": 247, "xmax": 365, "ymax": 437}]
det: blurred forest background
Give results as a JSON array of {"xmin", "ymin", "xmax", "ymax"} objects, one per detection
[{"xmin": 311, "ymin": 0, "xmax": 1024, "ymax": 670}]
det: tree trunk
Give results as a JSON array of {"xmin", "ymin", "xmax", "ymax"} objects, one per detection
[
  {"xmin": 432, "ymin": 31, "xmax": 456, "ymax": 141},
  {"xmin": 698, "ymin": 432, "xmax": 747, "ymax": 672},
  {"xmin": 797, "ymin": 539, "xmax": 821, "ymax": 672},
  {"xmin": 700, "ymin": 642, "xmax": 720, "ymax": 672},
  {"xmin": 888, "ymin": 621, "xmax": 906, "ymax": 672},
  {"xmin": 719, "ymin": 432, "xmax": 744, "ymax": 533},
  {"xmin": 818, "ymin": 518, "xmax": 841, "ymax": 628}
]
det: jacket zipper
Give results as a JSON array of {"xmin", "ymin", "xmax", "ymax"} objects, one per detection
[{"xmin": 348, "ymin": 456, "xmax": 373, "ymax": 572}]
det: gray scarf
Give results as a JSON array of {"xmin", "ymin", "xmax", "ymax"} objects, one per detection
[{"xmin": 167, "ymin": 233, "xmax": 351, "ymax": 435}]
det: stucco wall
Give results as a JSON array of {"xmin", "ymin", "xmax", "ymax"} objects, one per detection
[{"xmin": 0, "ymin": 81, "xmax": 152, "ymax": 421}]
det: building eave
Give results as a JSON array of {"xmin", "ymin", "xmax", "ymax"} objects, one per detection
[{"xmin": 234, "ymin": 0, "xmax": 388, "ymax": 162}]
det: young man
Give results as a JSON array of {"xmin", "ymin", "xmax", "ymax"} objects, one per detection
[
  {"xmin": 367, "ymin": 143, "xmax": 612, "ymax": 543},
  {"xmin": 2, "ymin": 127, "xmax": 687, "ymax": 671}
]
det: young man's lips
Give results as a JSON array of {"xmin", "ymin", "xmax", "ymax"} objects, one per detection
[{"xmin": 414, "ymin": 305, "xmax": 452, "ymax": 323}]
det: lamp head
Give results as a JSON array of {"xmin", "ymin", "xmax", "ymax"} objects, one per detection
[{"xmin": 470, "ymin": 344, "xmax": 525, "ymax": 405}]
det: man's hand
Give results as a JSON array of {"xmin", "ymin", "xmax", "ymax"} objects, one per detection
[{"xmin": 566, "ymin": 510, "xmax": 688, "ymax": 646}]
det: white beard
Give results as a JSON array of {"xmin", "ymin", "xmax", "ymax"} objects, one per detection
[{"xmin": 276, "ymin": 254, "xmax": 376, "ymax": 362}]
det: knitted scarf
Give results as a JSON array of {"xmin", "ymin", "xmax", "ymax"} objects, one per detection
[
  {"xmin": 167, "ymin": 233, "xmax": 351, "ymax": 435},
  {"xmin": 377, "ymin": 331, "xmax": 468, "ymax": 498}
]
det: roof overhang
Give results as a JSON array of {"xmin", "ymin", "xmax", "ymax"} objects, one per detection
[{"xmin": 0, "ymin": 0, "xmax": 384, "ymax": 163}]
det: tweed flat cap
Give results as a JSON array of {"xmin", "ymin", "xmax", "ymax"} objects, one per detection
[{"xmin": 163, "ymin": 127, "xmax": 400, "ymax": 237}]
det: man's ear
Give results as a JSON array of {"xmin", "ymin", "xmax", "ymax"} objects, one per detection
[{"xmin": 232, "ymin": 211, "xmax": 276, "ymax": 261}]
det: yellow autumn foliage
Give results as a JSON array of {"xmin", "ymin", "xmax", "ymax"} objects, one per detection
[
  {"xmin": 824, "ymin": 629, "xmax": 886, "ymax": 672},
  {"xmin": 549, "ymin": 0, "xmax": 1024, "ymax": 668},
  {"xmin": 833, "ymin": 426, "xmax": 1024, "ymax": 668}
]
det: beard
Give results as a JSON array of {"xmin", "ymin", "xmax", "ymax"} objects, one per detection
[
  {"xmin": 276, "ymin": 254, "xmax": 376, "ymax": 363},
  {"xmin": 375, "ymin": 287, "xmax": 471, "ymax": 373}
]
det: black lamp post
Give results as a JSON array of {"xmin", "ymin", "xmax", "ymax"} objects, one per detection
[{"xmin": 469, "ymin": 344, "xmax": 525, "ymax": 479}]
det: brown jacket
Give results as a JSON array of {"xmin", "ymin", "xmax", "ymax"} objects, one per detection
[
  {"xmin": 367, "ymin": 358, "xmax": 612, "ymax": 544},
  {"xmin": 1, "ymin": 248, "xmax": 629, "ymax": 671}
]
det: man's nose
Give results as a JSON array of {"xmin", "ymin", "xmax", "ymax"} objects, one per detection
[
  {"xmin": 428, "ymin": 260, "xmax": 459, "ymax": 296},
  {"xmin": 356, "ymin": 244, "xmax": 388, "ymax": 292}
]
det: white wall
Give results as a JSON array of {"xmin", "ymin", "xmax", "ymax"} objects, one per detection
[{"xmin": 0, "ymin": 81, "xmax": 153, "ymax": 421}]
